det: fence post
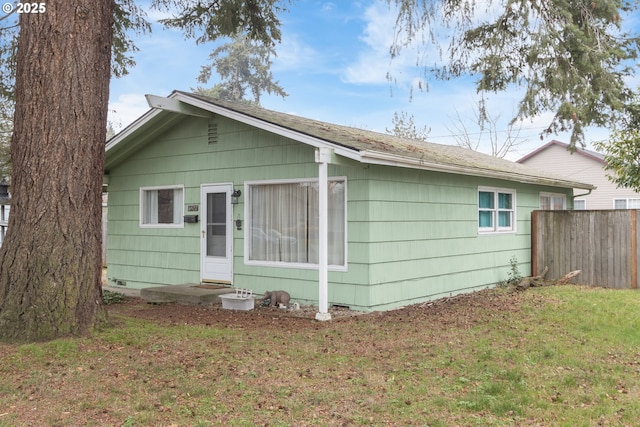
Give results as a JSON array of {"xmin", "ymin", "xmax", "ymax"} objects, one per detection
[{"xmin": 531, "ymin": 210, "xmax": 538, "ymax": 277}]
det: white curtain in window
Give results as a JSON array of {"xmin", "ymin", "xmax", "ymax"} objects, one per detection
[
  {"xmin": 540, "ymin": 196, "xmax": 550, "ymax": 210},
  {"xmin": 629, "ymin": 199, "xmax": 640, "ymax": 209},
  {"xmin": 250, "ymin": 180, "xmax": 345, "ymax": 266},
  {"xmin": 173, "ymin": 189, "xmax": 183, "ymax": 224},
  {"xmin": 328, "ymin": 181, "xmax": 345, "ymax": 265},
  {"xmin": 144, "ymin": 190, "xmax": 158, "ymax": 224},
  {"xmin": 552, "ymin": 196, "xmax": 565, "ymax": 210},
  {"xmin": 250, "ymin": 183, "xmax": 309, "ymax": 263},
  {"xmin": 614, "ymin": 199, "xmax": 627, "ymax": 209}
]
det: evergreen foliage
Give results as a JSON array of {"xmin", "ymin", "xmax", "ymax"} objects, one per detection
[
  {"xmin": 387, "ymin": 0, "xmax": 640, "ymax": 148},
  {"xmin": 195, "ymin": 33, "xmax": 287, "ymax": 104},
  {"xmin": 595, "ymin": 89, "xmax": 640, "ymax": 191}
]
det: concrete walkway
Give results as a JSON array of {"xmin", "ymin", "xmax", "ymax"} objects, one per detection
[{"xmin": 104, "ymin": 284, "xmax": 236, "ymax": 305}]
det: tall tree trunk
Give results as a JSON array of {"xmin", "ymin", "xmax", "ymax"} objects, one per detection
[{"xmin": 0, "ymin": 1, "xmax": 115, "ymax": 341}]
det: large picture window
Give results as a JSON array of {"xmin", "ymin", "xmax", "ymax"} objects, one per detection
[
  {"xmin": 478, "ymin": 187, "xmax": 516, "ymax": 233},
  {"xmin": 140, "ymin": 186, "xmax": 184, "ymax": 227},
  {"xmin": 246, "ymin": 178, "xmax": 346, "ymax": 268}
]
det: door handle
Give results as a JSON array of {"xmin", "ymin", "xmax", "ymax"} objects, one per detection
[{"xmin": 202, "ymin": 230, "xmax": 205, "ymax": 238}]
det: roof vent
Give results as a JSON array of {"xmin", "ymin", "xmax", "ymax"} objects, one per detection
[{"xmin": 208, "ymin": 119, "xmax": 218, "ymax": 144}]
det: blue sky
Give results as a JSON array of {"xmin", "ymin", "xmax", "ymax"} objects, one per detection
[{"xmin": 107, "ymin": 0, "xmax": 635, "ymax": 160}]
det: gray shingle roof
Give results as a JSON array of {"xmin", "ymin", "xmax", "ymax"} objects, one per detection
[{"xmin": 181, "ymin": 91, "xmax": 594, "ymax": 190}]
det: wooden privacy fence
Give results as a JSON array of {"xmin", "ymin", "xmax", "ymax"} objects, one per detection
[{"xmin": 531, "ymin": 210, "xmax": 639, "ymax": 289}]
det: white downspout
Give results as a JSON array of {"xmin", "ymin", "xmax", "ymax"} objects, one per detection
[{"xmin": 315, "ymin": 147, "xmax": 332, "ymax": 321}]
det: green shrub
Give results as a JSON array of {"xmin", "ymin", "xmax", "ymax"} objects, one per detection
[
  {"xmin": 507, "ymin": 255, "xmax": 522, "ymax": 284},
  {"xmin": 102, "ymin": 289, "xmax": 125, "ymax": 305}
]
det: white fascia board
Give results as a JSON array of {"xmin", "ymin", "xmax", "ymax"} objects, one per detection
[
  {"xmin": 360, "ymin": 150, "xmax": 595, "ymax": 190},
  {"xmin": 145, "ymin": 94, "xmax": 213, "ymax": 118},
  {"xmin": 170, "ymin": 92, "xmax": 361, "ymax": 163},
  {"xmin": 105, "ymin": 107, "xmax": 160, "ymax": 152}
]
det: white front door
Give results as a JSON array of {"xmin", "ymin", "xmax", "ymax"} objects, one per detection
[{"xmin": 201, "ymin": 184, "xmax": 233, "ymax": 283}]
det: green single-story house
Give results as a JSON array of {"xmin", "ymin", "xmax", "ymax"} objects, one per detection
[{"xmin": 104, "ymin": 91, "xmax": 593, "ymax": 313}]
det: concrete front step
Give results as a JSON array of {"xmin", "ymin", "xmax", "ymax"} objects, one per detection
[{"xmin": 140, "ymin": 284, "xmax": 235, "ymax": 305}]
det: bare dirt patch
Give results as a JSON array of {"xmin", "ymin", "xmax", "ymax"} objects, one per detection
[{"xmin": 106, "ymin": 287, "xmax": 527, "ymax": 332}]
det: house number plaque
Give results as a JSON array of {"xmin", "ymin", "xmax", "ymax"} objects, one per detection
[{"xmin": 187, "ymin": 204, "xmax": 199, "ymax": 212}]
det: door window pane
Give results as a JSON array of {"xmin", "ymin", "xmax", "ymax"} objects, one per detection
[{"xmin": 207, "ymin": 193, "xmax": 226, "ymax": 257}]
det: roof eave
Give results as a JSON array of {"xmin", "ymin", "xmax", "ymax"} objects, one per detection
[
  {"xmin": 360, "ymin": 150, "xmax": 595, "ymax": 190},
  {"xmin": 106, "ymin": 92, "xmax": 595, "ymax": 190},
  {"xmin": 517, "ymin": 139, "xmax": 606, "ymax": 165},
  {"xmin": 170, "ymin": 92, "xmax": 362, "ymax": 162},
  {"xmin": 105, "ymin": 107, "xmax": 159, "ymax": 152}
]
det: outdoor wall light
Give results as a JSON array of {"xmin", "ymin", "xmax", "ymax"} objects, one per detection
[{"xmin": 231, "ymin": 189, "xmax": 241, "ymax": 204}]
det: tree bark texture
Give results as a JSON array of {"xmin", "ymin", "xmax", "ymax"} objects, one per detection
[{"xmin": 0, "ymin": 1, "xmax": 115, "ymax": 341}]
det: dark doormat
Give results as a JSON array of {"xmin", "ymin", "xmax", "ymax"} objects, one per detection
[{"xmin": 192, "ymin": 284, "xmax": 229, "ymax": 290}]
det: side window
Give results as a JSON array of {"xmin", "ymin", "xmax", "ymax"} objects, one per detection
[
  {"xmin": 540, "ymin": 193, "xmax": 566, "ymax": 210},
  {"xmin": 478, "ymin": 187, "xmax": 516, "ymax": 234},
  {"xmin": 615, "ymin": 198, "xmax": 640, "ymax": 209},
  {"xmin": 573, "ymin": 199, "xmax": 586, "ymax": 210},
  {"xmin": 140, "ymin": 186, "xmax": 184, "ymax": 227}
]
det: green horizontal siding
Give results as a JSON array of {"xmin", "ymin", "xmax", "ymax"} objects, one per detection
[
  {"xmin": 357, "ymin": 166, "xmax": 571, "ymax": 311},
  {"xmin": 106, "ymin": 112, "xmax": 572, "ymax": 311},
  {"xmin": 107, "ymin": 115, "xmax": 371, "ymax": 301}
]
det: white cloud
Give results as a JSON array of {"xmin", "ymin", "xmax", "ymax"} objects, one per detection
[
  {"xmin": 341, "ymin": 2, "xmax": 436, "ymax": 87},
  {"xmin": 108, "ymin": 93, "xmax": 151, "ymax": 131},
  {"xmin": 273, "ymin": 36, "xmax": 320, "ymax": 72},
  {"xmin": 321, "ymin": 2, "xmax": 336, "ymax": 13},
  {"xmin": 341, "ymin": 3, "xmax": 401, "ymax": 85}
]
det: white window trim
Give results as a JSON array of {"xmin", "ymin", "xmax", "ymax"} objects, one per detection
[
  {"xmin": 539, "ymin": 192, "xmax": 567, "ymax": 210},
  {"xmin": 573, "ymin": 199, "xmax": 587, "ymax": 210},
  {"xmin": 613, "ymin": 198, "xmax": 640, "ymax": 209},
  {"xmin": 244, "ymin": 177, "xmax": 348, "ymax": 271},
  {"xmin": 139, "ymin": 185, "xmax": 185, "ymax": 228},
  {"xmin": 478, "ymin": 186, "xmax": 517, "ymax": 235}
]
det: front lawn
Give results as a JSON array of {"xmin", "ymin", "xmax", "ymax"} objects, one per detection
[{"xmin": 1, "ymin": 285, "xmax": 639, "ymax": 426}]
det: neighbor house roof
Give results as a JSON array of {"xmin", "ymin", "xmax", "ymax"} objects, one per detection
[
  {"xmin": 516, "ymin": 140, "xmax": 606, "ymax": 164},
  {"xmin": 106, "ymin": 91, "xmax": 595, "ymax": 190}
]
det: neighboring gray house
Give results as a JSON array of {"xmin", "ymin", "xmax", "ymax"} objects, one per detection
[{"xmin": 517, "ymin": 140, "xmax": 640, "ymax": 210}]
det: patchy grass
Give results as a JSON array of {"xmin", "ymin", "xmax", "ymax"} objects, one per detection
[{"xmin": 1, "ymin": 285, "xmax": 640, "ymax": 426}]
